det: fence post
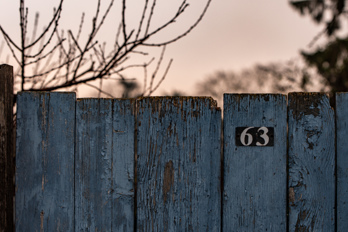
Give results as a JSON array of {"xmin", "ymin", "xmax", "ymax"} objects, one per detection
[
  {"xmin": 336, "ymin": 92, "xmax": 348, "ymax": 230},
  {"xmin": 16, "ymin": 92, "xmax": 76, "ymax": 231},
  {"xmin": 0, "ymin": 64, "xmax": 14, "ymax": 232},
  {"xmin": 223, "ymin": 94, "xmax": 287, "ymax": 231},
  {"xmin": 288, "ymin": 93, "xmax": 335, "ymax": 231},
  {"xmin": 74, "ymin": 98, "xmax": 135, "ymax": 231},
  {"xmin": 136, "ymin": 97, "xmax": 221, "ymax": 231}
]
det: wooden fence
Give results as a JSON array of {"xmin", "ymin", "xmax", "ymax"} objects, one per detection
[{"xmin": 1, "ymin": 65, "xmax": 348, "ymax": 231}]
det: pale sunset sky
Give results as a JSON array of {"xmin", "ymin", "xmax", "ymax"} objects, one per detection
[{"xmin": 0, "ymin": 0, "xmax": 322, "ymax": 96}]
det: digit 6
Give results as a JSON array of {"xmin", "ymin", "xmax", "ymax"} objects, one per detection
[{"xmin": 240, "ymin": 127, "xmax": 254, "ymax": 146}]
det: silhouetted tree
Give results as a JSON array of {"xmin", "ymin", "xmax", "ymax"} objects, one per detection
[
  {"xmin": 290, "ymin": 0, "xmax": 345, "ymax": 37},
  {"xmin": 0, "ymin": 0, "xmax": 211, "ymax": 98},
  {"xmin": 196, "ymin": 60, "xmax": 325, "ymax": 106}
]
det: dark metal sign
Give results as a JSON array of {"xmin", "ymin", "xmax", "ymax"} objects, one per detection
[{"xmin": 235, "ymin": 127, "xmax": 274, "ymax": 146}]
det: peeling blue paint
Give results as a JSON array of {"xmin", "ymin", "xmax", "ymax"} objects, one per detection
[
  {"xmin": 336, "ymin": 93, "xmax": 348, "ymax": 231},
  {"xmin": 288, "ymin": 93, "xmax": 335, "ymax": 231},
  {"xmin": 223, "ymin": 94, "xmax": 287, "ymax": 231},
  {"xmin": 16, "ymin": 92, "xmax": 75, "ymax": 231},
  {"xmin": 136, "ymin": 97, "xmax": 221, "ymax": 231},
  {"xmin": 15, "ymin": 92, "xmax": 348, "ymax": 231}
]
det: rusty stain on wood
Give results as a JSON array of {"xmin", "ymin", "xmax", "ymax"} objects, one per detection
[
  {"xmin": 289, "ymin": 187, "xmax": 295, "ymax": 205},
  {"xmin": 163, "ymin": 160, "xmax": 174, "ymax": 203},
  {"xmin": 41, "ymin": 175, "xmax": 45, "ymax": 191},
  {"xmin": 288, "ymin": 92, "xmax": 323, "ymax": 120},
  {"xmin": 137, "ymin": 97, "xmax": 221, "ymax": 231},
  {"xmin": 40, "ymin": 211, "xmax": 44, "ymax": 232}
]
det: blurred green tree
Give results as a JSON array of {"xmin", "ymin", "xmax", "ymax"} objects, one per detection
[{"xmin": 290, "ymin": 0, "xmax": 348, "ymax": 92}]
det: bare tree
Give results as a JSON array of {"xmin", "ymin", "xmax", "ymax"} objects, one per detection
[{"xmin": 0, "ymin": 0, "xmax": 211, "ymax": 99}]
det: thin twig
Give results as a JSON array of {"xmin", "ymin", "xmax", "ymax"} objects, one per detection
[
  {"xmin": 68, "ymin": 31, "xmax": 82, "ymax": 53},
  {"xmin": 26, "ymin": 41, "xmax": 96, "ymax": 79},
  {"xmin": 0, "ymin": 26, "xmax": 21, "ymax": 51},
  {"xmin": 76, "ymin": 13, "xmax": 85, "ymax": 41},
  {"xmin": 25, "ymin": 0, "xmax": 64, "ymax": 49},
  {"xmin": 2, "ymin": 35, "xmax": 21, "ymax": 65},
  {"xmin": 144, "ymin": 0, "xmax": 211, "ymax": 47},
  {"xmin": 98, "ymin": 77, "xmax": 103, "ymax": 98},
  {"xmin": 136, "ymin": 0, "xmax": 149, "ymax": 40},
  {"xmin": 145, "ymin": 0, "xmax": 157, "ymax": 36},
  {"xmin": 122, "ymin": 0, "xmax": 127, "ymax": 44},
  {"xmin": 148, "ymin": 59, "xmax": 173, "ymax": 95},
  {"xmin": 94, "ymin": 0, "xmax": 114, "ymax": 36},
  {"xmin": 25, "ymin": 38, "xmax": 65, "ymax": 60},
  {"xmin": 83, "ymin": 82, "xmax": 115, "ymax": 98}
]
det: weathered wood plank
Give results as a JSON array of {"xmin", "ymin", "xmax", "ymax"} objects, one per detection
[
  {"xmin": 75, "ymin": 98, "xmax": 113, "ymax": 231},
  {"xmin": 0, "ymin": 64, "xmax": 14, "ymax": 232},
  {"xmin": 223, "ymin": 94, "xmax": 287, "ymax": 231},
  {"xmin": 136, "ymin": 97, "xmax": 221, "ymax": 231},
  {"xmin": 111, "ymin": 99, "xmax": 135, "ymax": 231},
  {"xmin": 15, "ymin": 92, "xmax": 75, "ymax": 231},
  {"xmin": 75, "ymin": 98, "xmax": 135, "ymax": 231},
  {"xmin": 336, "ymin": 92, "xmax": 348, "ymax": 231},
  {"xmin": 288, "ymin": 92, "xmax": 335, "ymax": 231}
]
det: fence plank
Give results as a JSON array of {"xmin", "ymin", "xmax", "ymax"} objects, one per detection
[
  {"xmin": 288, "ymin": 92, "xmax": 335, "ymax": 231},
  {"xmin": 75, "ymin": 98, "xmax": 135, "ymax": 231},
  {"xmin": 136, "ymin": 97, "xmax": 221, "ymax": 231},
  {"xmin": 112, "ymin": 99, "xmax": 135, "ymax": 231},
  {"xmin": 223, "ymin": 94, "xmax": 287, "ymax": 231},
  {"xmin": 75, "ymin": 99, "xmax": 113, "ymax": 231},
  {"xmin": 0, "ymin": 64, "xmax": 14, "ymax": 232},
  {"xmin": 15, "ymin": 92, "xmax": 75, "ymax": 231},
  {"xmin": 336, "ymin": 92, "xmax": 348, "ymax": 231}
]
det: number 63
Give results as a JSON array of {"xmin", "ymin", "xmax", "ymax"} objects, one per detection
[{"xmin": 240, "ymin": 127, "xmax": 270, "ymax": 146}]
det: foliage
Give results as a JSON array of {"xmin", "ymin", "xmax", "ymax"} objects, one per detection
[
  {"xmin": 196, "ymin": 60, "xmax": 325, "ymax": 106},
  {"xmin": 290, "ymin": 0, "xmax": 348, "ymax": 92},
  {"xmin": 302, "ymin": 38, "xmax": 348, "ymax": 92},
  {"xmin": 289, "ymin": 0, "xmax": 346, "ymax": 36},
  {"xmin": 0, "ymin": 0, "xmax": 211, "ymax": 98}
]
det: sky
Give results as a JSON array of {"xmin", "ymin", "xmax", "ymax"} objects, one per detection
[{"xmin": 0, "ymin": 0, "xmax": 322, "ymax": 97}]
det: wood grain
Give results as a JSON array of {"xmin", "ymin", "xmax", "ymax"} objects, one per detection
[
  {"xmin": 136, "ymin": 97, "xmax": 221, "ymax": 231},
  {"xmin": 0, "ymin": 64, "xmax": 14, "ymax": 232},
  {"xmin": 288, "ymin": 92, "xmax": 335, "ymax": 231},
  {"xmin": 336, "ymin": 92, "xmax": 348, "ymax": 231},
  {"xmin": 75, "ymin": 98, "xmax": 135, "ymax": 231},
  {"xmin": 223, "ymin": 94, "xmax": 287, "ymax": 231},
  {"xmin": 112, "ymin": 99, "xmax": 135, "ymax": 231},
  {"xmin": 16, "ymin": 92, "xmax": 75, "ymax": 231}
]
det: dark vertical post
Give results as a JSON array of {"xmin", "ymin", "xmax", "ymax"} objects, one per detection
[
  {"xmin": 223, "ymin": 94, "xmax": 287, "ymax": 231},
  {"xmin": 0, "ymin": 64, "xmax": 14, "ymax": 232},
  {"xmin": 288, "ymin": 93, "xmax": 335, "ymax": 231}
]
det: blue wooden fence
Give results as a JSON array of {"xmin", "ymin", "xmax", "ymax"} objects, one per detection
[{"xmin": 14, "ymin": 92, "xmax": 347, "ymax": 231}]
